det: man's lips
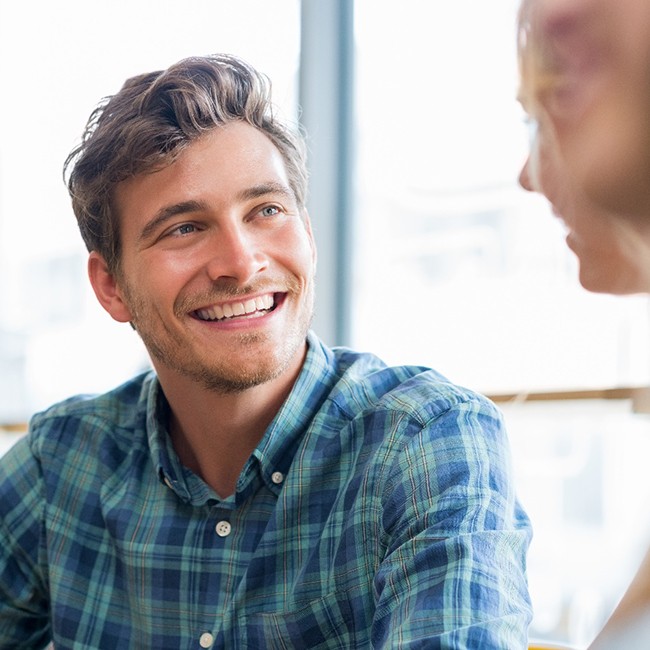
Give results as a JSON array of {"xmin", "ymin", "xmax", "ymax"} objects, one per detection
[{"xmin": 192, "ymin": 292, "xmax": 279, "ymax": 322}]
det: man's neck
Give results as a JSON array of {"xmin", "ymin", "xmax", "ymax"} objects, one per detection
[{"xmin": 157, "ymin": 362, "xmax": 303, "ymax": 499}]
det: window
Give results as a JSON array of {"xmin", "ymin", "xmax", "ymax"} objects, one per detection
[{"xmin": 352, "ymin": 0, "xmax": 649, "ymax": 395}]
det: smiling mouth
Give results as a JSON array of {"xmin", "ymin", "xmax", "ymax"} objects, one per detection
[{"xmin": 193, "ymin": 293, "xmax": 278, "ymax": 322}]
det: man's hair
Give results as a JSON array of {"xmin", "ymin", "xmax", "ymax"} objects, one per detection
[{"xmin": 64, "ymin": 53, "xmax": 309, "ymax": 274}]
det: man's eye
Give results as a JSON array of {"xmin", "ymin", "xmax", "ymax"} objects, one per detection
[
  {"xmin": 260, "ymin": 205, "xmax": 281, "ymax": 217},
  {"xmin": 172, "ymin": 223, "xmax": 196, "ymax": 236}
]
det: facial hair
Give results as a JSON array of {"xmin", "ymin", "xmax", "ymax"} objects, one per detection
[{"xmin": 120, "ymin": 276, "xmax": 314, "ymax": 394}]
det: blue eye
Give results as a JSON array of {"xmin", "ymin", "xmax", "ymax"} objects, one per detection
[
  {"xmin": 260, "ymin": 206, "xmax": 280, "ymax": 217},
  {"xmin": 174, "ymin": 223, "xmax": 196, "ymax": 235}
]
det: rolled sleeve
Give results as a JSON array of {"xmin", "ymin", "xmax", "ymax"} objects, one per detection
[{"xmin": 372, "ymin": 397, "xmax": 532, "ymax": 648}]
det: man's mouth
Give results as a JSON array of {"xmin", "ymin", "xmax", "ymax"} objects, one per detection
[{"xmin": 193, "ymin": 293, "xmax": 278, "ymax": 322}]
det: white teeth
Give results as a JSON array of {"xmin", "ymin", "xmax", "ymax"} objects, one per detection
[
  {"xmin": 196, "ymin": 307, "xmax": 216, "ymax": 320},
  {"xmin": 195, "ymin": 294, "xmax": 275, "ymax": 321},
  {"xmin": 257, "ymin": 295, "xmax": 273, "ymax": 310}
]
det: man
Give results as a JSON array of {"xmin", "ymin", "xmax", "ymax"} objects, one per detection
[{"xmin": 0, "ymin": 54, "xmax": 531, "ymax": 648}]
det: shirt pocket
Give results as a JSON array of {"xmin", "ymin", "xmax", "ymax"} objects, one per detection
[{"xmin": 242, "ymin": 590, "xmax": 361, "ymax": 649}]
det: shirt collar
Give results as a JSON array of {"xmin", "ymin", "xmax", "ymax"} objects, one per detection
[
  {"xmin": 251, "ymin": 331, "xmax": 337, "ymax": 492},
  {"xmin": 144, "ymin": 376, "xmax": 197, "ymax": 504},
  {"xmin": 145, "ymin": 331, "xmax": 337, "ymax": 506}
]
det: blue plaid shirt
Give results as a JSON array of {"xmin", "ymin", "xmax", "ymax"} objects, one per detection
[{"xmin": 0, "ymin": 332, "xmax": 531, "ymax": 649}]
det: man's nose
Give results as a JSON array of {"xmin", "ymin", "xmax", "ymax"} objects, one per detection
[{"xmin": 205, "ymin": 224, "xmax": 268, "ymax": 284}]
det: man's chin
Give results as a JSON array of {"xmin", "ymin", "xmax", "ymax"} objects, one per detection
[
  {"xmin": 184, "ymin": 346, "xmax": 300, "ymax": 394},
  {"xmin": 193, "ymin": 366, "xmax": 280, "ymax": 394}
]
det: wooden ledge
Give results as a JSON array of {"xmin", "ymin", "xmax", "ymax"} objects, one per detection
[{"xmin": 488, "ymin": 386, "xmax": 650, "ymax": 414}]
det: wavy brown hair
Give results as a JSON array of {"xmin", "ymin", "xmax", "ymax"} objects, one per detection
[{"xmin": 64, "ymin": 54, "xmax": 308, "ymax": 274}]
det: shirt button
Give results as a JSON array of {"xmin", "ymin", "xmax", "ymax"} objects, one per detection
[
  {"xmin": 271, "ymin": 471, "xmax": 284, "ymax": 485},
  {"xmin": 215, "ymin": 520, "xmax": 232, "ymax": 537},
  {"xmin": 199, "ymin": 632, "xmax": 215, "ymax": 648},
  {"xmin": 163, "ymin": 477, "xmax": 174, "ymax": 490}
]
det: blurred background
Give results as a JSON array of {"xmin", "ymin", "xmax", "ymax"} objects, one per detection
[{"xmin": 1, "ymin": 1, "xmax": 649, "ymax": 645}]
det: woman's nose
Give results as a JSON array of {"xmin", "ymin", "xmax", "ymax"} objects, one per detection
[{"xmin": 519, "ymin": 157, "xmax": 534, "ymax": 192}]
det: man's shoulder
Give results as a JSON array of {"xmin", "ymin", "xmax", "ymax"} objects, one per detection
[
  {"xmin": 28, "ymin": 371, "xmax": 156, "ymax": 450},
  {"xmin": 329, "ymin": 345, "xmax": 497, "ymax": 424},
  {"xmin": 309, "ymin": 345, "xmax": 508, "ymax": 482}
]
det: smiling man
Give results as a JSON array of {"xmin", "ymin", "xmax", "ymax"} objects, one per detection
[{"xmin": 0, "ymin": 55, "xmax": 532, "ymax": 649}]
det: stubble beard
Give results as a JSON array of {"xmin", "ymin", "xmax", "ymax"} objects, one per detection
[{"xmin": 121, "ymin": 279, "xmax": 314, "ymax": 394}]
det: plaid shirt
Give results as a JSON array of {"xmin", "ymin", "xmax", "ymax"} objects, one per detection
[{"xmin": 0, "ymin": 332, "xmax": 531, "ymax": 649}]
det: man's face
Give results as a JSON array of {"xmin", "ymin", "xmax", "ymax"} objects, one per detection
[
  {"xmin": 96, "ymin": 122, "xmax": 316, "ymax": 393},
  {"xmin": 522, "ymin": 0, "xmax": 650, "ymax": 215}
]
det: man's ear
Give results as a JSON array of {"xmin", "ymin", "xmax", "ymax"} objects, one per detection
[{"xmin": 87, "ymin": 251, "xmax": 133, "ymax": 323}]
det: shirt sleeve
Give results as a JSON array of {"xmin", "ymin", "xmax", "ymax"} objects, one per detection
[
  {"xmin": 0, "ymin": 434, "xmax": 51, "ymax": 649},
  {"xmin": 371, "ymin": 395, "xmax": 532, "ymax": 649}
]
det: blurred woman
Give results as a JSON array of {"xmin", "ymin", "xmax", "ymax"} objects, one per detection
[{"xmin": 517, "ymin": 0, "xmax": 650, "ymax": 645}]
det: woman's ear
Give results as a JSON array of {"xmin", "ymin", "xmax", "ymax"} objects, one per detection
[{"xmin": 87, "ymin": 251, "xmax": 133, "ymax": 323}]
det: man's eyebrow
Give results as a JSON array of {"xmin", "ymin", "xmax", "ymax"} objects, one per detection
[
  {"xmin": 236, "ymin": 182, "xmax": 295, "ymax": 202},
  {"xmin": 138, "ymin": 200, "xmax": 206, "ymax": 243}
]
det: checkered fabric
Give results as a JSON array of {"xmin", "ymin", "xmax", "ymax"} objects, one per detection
[{"xmin": 0, "ymin": 332, "xmax": 531, "ymax": 648}]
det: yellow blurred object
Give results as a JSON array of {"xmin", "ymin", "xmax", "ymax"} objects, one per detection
[{"xmin": 529, "ymin": 642, "xmax": 577, "ymax": 650}]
